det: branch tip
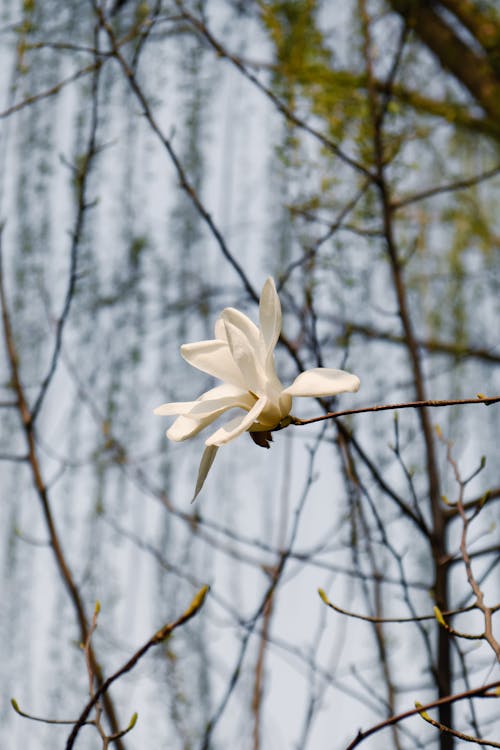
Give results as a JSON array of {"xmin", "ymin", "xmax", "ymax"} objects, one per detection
[
  {"xmin": 433, "ymin": 605, "xmax": 447, "ymax": 628},
  {"xmin": 415, "ymin": 701, "xmax": 431, "ymax": 721},
  {"xmin": 317, "ymin": 588, "xmax": 329, "ymax": 604},
  {"xmin": 185, "ymin": 584, "xmax": 210, "ymax": 617},
  {"xmin": 128, "ymin": 712, "xmax": 138, "ymax": 729}
]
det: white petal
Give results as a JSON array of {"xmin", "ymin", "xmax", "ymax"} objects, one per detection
[
  {"xmin": 214, "ymin": 316, "xmax": 227, "ymax": 341},
  {"xmin": 205, "ymin": 396, "xmax": 268, "ymax": 446},
  {"xmin": 192, "ymin": 445, "xmax": 218, "ymax": 502},
  {"xmin": 190, "ymin": 392, "xmax": 255, "ymax": 416},
  {"xmin": 223, "ymin": 318, "xmax": 265, "ymax": 394},
  {"xmin": 167, "ymin": 415, "xmax": 209, "ymax": 441},
  {"xmin": 221, "ymin": 307, "xmax": 261, "ymax": 354},
  {"xmin": 283, "ymin": 368, "xmax": 361, "ymax": 397},
  {"xmin": 198, "ymin": 383, "xmax": 249, "ymax": 402},
  {"xmin": 155, "ymin": 385, "xmax": 248, "ymax": 416},
  {"xmin": 166, "ymin": 393, "xmax": 256, "ymax": 442},
  {"xmin": 259, "ymin": 277, "xmax": 281, "ymax": 360},
  {"xmin": 154, "ymin": 400, "xmax": 198, "ymax": 416},
  {"xmin": 181, "ymin": 340, "xmax": 245, "ymax": 388}
]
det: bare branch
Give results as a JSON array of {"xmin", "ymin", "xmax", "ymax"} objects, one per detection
[
  {"xmin": 292, "ymin": 395, "xmax": 500, "ymax": 427},
  {"xmin": 65, "ymin": 585, "xmax": 210, "ymax": 749},
  {"xmin": 344, "ymin": 680, "xmax": 500, "ymax": 749}
]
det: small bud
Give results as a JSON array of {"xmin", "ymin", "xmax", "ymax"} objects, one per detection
[
  {"xmin": 318, "ymin": 588, "xmax": 329, "ymax": 605},
  {"xmin": 433, "ymin": 606, "xmax": 446, "ymax": 628},
  {"xmin": 415, "ymin": 701, "xmax": 431, "ymax": 721},
  {"xmin": 188, "ymin": 585, "xmax": 210, "ymax": 613},
  {"xmin": 128, "ymin": 712, "xmax": 138, "ymax": 729},
  {"xmin": 479, "ymin": 491, "xmax": 490, "ymax": 510}
]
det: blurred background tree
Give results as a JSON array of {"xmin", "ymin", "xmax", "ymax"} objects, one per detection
[{"xmin": 0, "ymin": 1, "xmax": 499, "ymax": 748}]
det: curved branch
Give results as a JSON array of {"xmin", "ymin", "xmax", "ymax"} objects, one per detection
[
  {"xmin": 345, "ymin": 680, "xmax": 500, "ymax": 749},
  {"xmin": 65, "ymin": 586, "xmax": 210, "ymax": 749}
]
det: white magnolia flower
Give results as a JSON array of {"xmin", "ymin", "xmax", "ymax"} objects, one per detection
[{"xmin": 155, "ymin": 278, "xmax": 360, "ymax": 498}]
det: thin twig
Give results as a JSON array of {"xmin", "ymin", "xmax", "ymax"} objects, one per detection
[
  {"xmin": 416, "ymin": 704, "xmax": 500, "ymax": 748},
  {"xmin": 291, "ymin": 395, "xmax": 499, "ymax": 426},
  {"xmin": 392, "ymin": 163, "xmax": 500, "ymax": 210},
  {"xmin": 344, "ymin": 680, "xmax": 500, "ymax": 749},
  {"xmin": 65, "ymin": 586, "xmax": 210, "ymax": 750},
  {"xmin": 176, "ymin": 3, "xmax": 374, "ymax": 180},
  {"xmin": 0, "ymin": 229, "xmax": 125, "ymax": 745},
  {"xmin": 318, "ymin": 589, "xmax": 475, "ymax": 624}
]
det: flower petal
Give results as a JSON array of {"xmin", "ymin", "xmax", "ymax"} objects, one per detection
[
  {"xmin": 198, "ymin": 383, "xmax": 250, "ymax": 402},
  {"xmin": 259, "ymin": 277, "xmax": 281, "ymax": 361},
  {"xmin": 221, "ymin": 307, "xmax": 264, "ymax": 374},
  {"xmin": 214, "ymin": 316, "xmax": 227, "ymax": 341},
  {"xmin": 167, "ymin": 394, "xmax": 256, "ymax": 442},
  {"xmin": 181, "ymin": 340, "xmax": 245, "ymax": 388},
  {"xmin": 192, "ymin": 445, "xmax": 219, "ymax": 502},
  {"xmin": 154, "ymin": 384, "xmax": 251, "ymax": 417},
  {"xmin": 283, "ymin": 368, "xmax": 360, "ymax": 397},
  {"xmin": 167, "ymin": 415, "xmax": 209, "ymax": 441},
  {"xmin": 154, "ymin": 400, "xmax": 197, "ymax": 416},
  {"xmin": 205, "ymin": 396, "xmax": 268, "ymax": 446},
  {"xmin": 223, "ymin": 318, "xmax": 265, "ymax": 394},
  {"xmin": 189, "ymin": 392, "xmax": 255, "ymax": 416},
  {"xmin": 221, "ymin": 307, "xmax": 261, "ymax": 356}
]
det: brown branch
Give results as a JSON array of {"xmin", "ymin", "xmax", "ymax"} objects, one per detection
[
  {"xmin": 91, "ymin": 1, "xmax": 309, "ymax": 383},
  {"xmin": 31, "ymin": 28, "xmax": 102, "ymax": 424},
  {"xmin": 92, "ymin": 3, "xmax": 258, "ymax": 299},
  {"xmin": 175, "ymin": 2, "xmax": 374, "ymax": 180},
  {"xmin": 10, "ymin": 699, "xmax": 91, "ymax": 727},
  {"xmin": 251, "ymin": 572, "xmax": 276, "ymax": 750},
  {"xmin": 389, "ymin": 0, "xmax": 500, "ymax": 123},
  {"xmin": 65, "ymin": 585, "xmax": 210, "ymax": 750},
  {"xmin": 451, "ymin": 456, "xmax": 500, "ymax": 661},
  {"xmin": 416, "ymin": 702, "xmax": 500, "ymax": 748},
  {"xmin": 445, "ymin": 487, "xmax": 500, "ymax": 519},
  {"xmin": 291, "ymin": 395, "xmax": 499, "ymax": 426},
  {"xmin": 439, "ymin": 435, "xmax": 500, "ymax": 657},
  {"xmin": 201, "ymin": 433, "xmax": 323, "ymax": 750},
  {"xmin": 335, "ymin": 318, "xmax": 500, "ymax": 364},
  {"xmin": 0, "ymin": 233, "xmax": 125, "ymax": 747},
  {"xmin": 436, "ymin": 0, "xmax": 500, "ymax": 57},
  {"xmin": 318, "ymin": 588, "xmax": 475, "ymax": 624},
  {"xmin": 360, "ymin": 10, "xmax": 452, "ymax": 739},
  {"xmin": 344, "ymin": 680, "xmax": 500, "ymax": 749},
  {"xmin": 0, "ymin": 61, "xmax": 102, "ymax": 120},
  {"xmin": 392, "ymin": 163, "xmax": 500, "ymax": 210}
]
